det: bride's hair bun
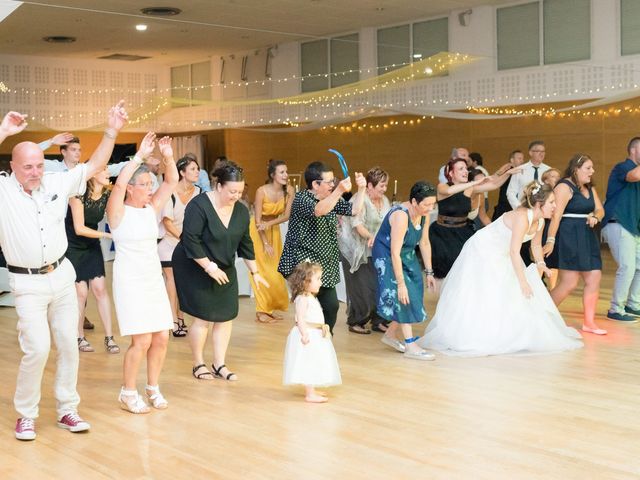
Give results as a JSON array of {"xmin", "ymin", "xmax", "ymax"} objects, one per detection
[{"xmin": 521, "ymin": 181, "xmax": 552, "ymax": 208}]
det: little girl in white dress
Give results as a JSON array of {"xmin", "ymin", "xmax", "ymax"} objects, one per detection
[{"xmin": 283, "ymin": 262, "xmax": 341, "ymax": 403}]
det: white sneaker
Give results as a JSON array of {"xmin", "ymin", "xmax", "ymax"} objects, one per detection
[
  {"xmin": 381, "ymin": 335, "xmax": 406, "ymax": 353},
  {"xmin": 404, "ymin": 350, "xmax": 436, "ymax": 361}
]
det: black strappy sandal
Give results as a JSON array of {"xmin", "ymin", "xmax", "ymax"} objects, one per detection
[
  {"xmin": 172, "ymin": 318, "xmax": 188, "ymax": 338},
  {"xmin": 192, "ymin": 364, "xmax": 214, "ymax": 380},
  {"xmin": 212, "ymin": 364, "xmax": 237, "ymax": 381}
]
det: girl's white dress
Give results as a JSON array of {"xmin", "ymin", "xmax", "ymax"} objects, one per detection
[
  {"xmin": 283, "ymin": 295, "xmax": 342, "ymax": 386},
  {"xmin": 112, "ymin": 205, "xmax": 173, "ymax": 336},
  {"xmin": 418, "ymin": 210, "xmax": 583, "ymax": 357}
]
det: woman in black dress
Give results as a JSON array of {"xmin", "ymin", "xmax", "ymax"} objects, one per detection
[
  {"xmin": 544, "ymin": 154, "xmax": 606, "ymax": 335},
  {"xmin": 172, "ymin": 162, "xmax": 269, "ymax": 381},
  {"xmin": 66, "ymin": 166, "xmax": 119, "ymax": 354},
  {"xmin": 430, "ymin": 157, "xmax": 519, "ymax": 279}
]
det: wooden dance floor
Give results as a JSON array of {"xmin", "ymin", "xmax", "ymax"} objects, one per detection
[{"xmin": 1, "ymin": 252, "xmax": 639, "ymax": 479}]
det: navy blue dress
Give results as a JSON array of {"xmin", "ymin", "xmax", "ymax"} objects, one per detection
[
  {"xmin": 372, "ymin": 206, "xmax": 427, "ymax": 324},
  {"xmin": 547, "ymin": 179, "xmax": 602, "ymax": 271}
]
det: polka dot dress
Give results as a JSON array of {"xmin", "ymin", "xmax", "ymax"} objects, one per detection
[{"xmin": 278, "ymin": 190, "xmax": 353, "ymax": 288}]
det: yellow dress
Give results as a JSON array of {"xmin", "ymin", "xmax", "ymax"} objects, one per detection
[{"xmin": 249, "ymin": 197, "xmax": 290, "ymax": 314}]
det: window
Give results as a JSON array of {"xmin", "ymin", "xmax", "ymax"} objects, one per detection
[
  {"xmin": 413, "ymin": 18, "xmax": 449, "ymax": 60},
  {"xmin": 543, "ymin": 0, "xmax": 590, "ymax": 64},
  {"xmin": 621, "ymin": 0, "xmax": 640, "ymax": 55},
  {"xmin": 497, "ymin": 0, "xmax": 591, "ymax": 70},
  {"xmin": 331, "ymin": 34, "xmax": 359, "ymax": 87},
  {"xmin": 301, "ymin": 40, "xmax": 329, "ymax": 93},
  {"xmin": 377, "ymin": 25, "xmax": 410, "ymax": 74},
  {"xmin": 170, "ymin": 61, "xmax": 211, "ymax": 107},
  {"xmin": 497, "ymin": 2, "xmax": 540, "ymax": 70},
  {"xmin": 301, "ymin": 34, "xmax": 360, "ymax": 93}
]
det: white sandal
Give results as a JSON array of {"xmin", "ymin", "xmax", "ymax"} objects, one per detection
[
  {"xmin": 118, "ymin": 388, "xmax": 150, "ymax": 414},
  {"xmin": 145, "ymin": 385, "xmax": 168, "ymax": 409}
]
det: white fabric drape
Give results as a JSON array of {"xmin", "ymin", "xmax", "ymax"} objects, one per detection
[{"xmin": 171, "ymin": 135, "xmax": 205, "ymax": 167}]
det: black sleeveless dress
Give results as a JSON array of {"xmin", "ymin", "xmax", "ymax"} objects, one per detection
[
  {"xmin": 429, "ymin": 191, "xmax": 476, "ymax": 278},
  {"xmin": 547, "ymin": 179, "xmax": 602, "ymax": 271},
  {"xmin": 65, "ymin": 190, "xmax": 110, "ymax": 282}
]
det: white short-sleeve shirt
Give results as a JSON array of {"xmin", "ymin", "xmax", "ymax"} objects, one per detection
[{"xmin": 0, "ymin": 164, "xmax": 88, "ymax": 268}]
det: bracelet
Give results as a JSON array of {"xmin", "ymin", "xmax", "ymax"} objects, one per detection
[
  {"xmin": 250, "ymin": 270, "xmax": 259, "ymax": 276},
  {"xmin": 204, "ymin": 261, "xmax": 218, "ymax": 274},
  {"xmin": 536, "ymin": 261, "xmax": 546, "ymax": 266},
  {"xmin": 546, "ymin": 237, "xmax": 556, "ymax": 244},
  {"xmin": 104, "ymin": 128, "xmax": 117, "ymax": 139},
  {"xmin": 132, "ymin": 155, "xmax": 143, "ymax": 166},
  {"xmin": 423, "ymin": 269, "xmax": 435, "ymax": 276}
]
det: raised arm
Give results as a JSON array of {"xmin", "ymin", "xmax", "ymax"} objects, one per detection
[
  {"xmin": 472, "ymin": 165, "xmax": 522, "ymax": 194},
  {"xmin": 85, "ymin": 100, "xmax": 128, "ymax": 179},
  {"xmin": 314, "ymin": 177, "xmax": 352, "ymax": 216},
  {"xmin": 437, "ymin": 179, "xmax": 481, "ymax": 199},
  {"xmin": 0, "ymin": 111, "xmax": 28, "ymax": 145},
  {"xmin": 151, "ymin": 136, "xmax": 178, "ymax": 213},
  {"xmin": 38, "ymin": 132, "xmax": 74, "ymax": 151},
  {"xmin": 106, "ymin": 131, "xmax": 156, "ymax": 230},
  {"xmin": 69, "ymin": 197, "xmax": 111, "ymax": 239},
  {"xmin": 348, "ymin": 172, "xmax": 367, "ymax": 216}
]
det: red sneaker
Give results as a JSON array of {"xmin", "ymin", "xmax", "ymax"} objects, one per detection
[
  {"xmin": 57, "ymin": 412, "xmax": 90, "ymax": 433},
  {"xmin": 15, "ymin": 417, "xmax": 36, "ymax": 441}
]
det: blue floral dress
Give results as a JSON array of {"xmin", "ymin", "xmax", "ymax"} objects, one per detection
[{"xmin": 372, "ymin": 205, "xmax": 427, "ymax": 324}]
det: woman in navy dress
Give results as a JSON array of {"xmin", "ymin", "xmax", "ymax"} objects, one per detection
[
  {"xmin": 544, "ymin": 154, "xmax": 606, "ymax": 335},
  {"xmin": 372, "ymin": 181, "xmax": 437, "ymax": 360}
]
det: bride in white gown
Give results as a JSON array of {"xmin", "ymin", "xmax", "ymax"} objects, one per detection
[{"xmin": 419, "ymin": 181, "xmax": 583, "ymax": 357}]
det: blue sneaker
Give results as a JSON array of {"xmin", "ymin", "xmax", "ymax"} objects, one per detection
[
  {"xmin": 607, "ymin": 311, "xmax": 638, "ymax": 322},
  {"xmin": 624, "ymin": 305, "xmax": 640, "ymax": 316}
]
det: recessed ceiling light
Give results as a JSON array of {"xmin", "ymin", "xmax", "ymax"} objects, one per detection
[
  {"xmin": 140, "ymin": 7, "xmax": 182, "ymax": 16},
  {"xmin": 136, "ymin": 24, "xmax": 148, "ymax": 31},
  {"xmin": 413, "ymin": 53, "xmax": 423, "ymax": 59},
  {"xmin": 42, "ymin": 36, "xmax": 76, "ymax": 43},
  {"xmin": 376, "ymin": 7, "xmax": 385, "ymax": 11}
]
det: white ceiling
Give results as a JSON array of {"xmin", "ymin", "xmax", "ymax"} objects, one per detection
[{"xmin": 0, "ymin": 0, "xmax": 515, "ymax": 64}]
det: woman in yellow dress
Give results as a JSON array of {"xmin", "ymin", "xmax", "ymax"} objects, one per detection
[{"xmin": 250, "ymin": 160, "xmax": 294, "ymax": 323}]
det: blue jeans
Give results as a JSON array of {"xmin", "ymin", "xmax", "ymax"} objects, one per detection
[{"xmin": 602, "ymin": 223, "xmax": 640, "ymax": 314}]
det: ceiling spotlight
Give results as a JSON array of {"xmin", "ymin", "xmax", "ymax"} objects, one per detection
[
  {"xmin": 42, "ymin": 36, "xmax": 76, "ymax": 43},
  {"xmin": 375, "ymin": 7, "xmax": 385, "ymax": 11},
  {"xmin": 140, "ymin": 7, "xmax": 182, "ymax": 16},
  {"xmin": 413, "ymin": 53, "xmax": 423, "ymax": 59},
  {"xmin": 136, "ymin": 24, "xmax": 148, "ymax": 31}
]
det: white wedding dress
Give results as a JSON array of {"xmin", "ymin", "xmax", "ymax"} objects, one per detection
[{"xmin": 419, "ymin": 210, "xmax": 583, "ymax": 357}]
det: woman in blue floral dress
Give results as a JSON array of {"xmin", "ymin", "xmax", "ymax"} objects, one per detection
[{"xmin": 372, "ymin": 181, "xmax": 437, "ymax": 360}]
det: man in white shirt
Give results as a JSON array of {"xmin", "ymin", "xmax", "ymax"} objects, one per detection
[
  {"xmin": 506, "ymin": 140, "xmax": 550, "ymax": 210},
  {"xmin": 438, "ymin": 147, "xmax": 470, "ymax": 184},
  {"xmin": 0, "ymin": 101, "xmax": 128, "ymax": 441}
]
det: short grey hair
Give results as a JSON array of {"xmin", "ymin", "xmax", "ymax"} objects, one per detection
[{"xmin": 128, "ymin": 165, "xmax": 150, "ymax": 185}]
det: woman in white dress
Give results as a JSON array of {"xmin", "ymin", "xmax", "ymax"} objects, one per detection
[
  {"xmin": 419, "ymin": 181, "xmax": 583, "ymax": 357},
  {"xmin": 158, "ymin": 155, "xmax": 201, "ymax": 337},
  {"xmin": 106, "ymin": 132, "xmax": 178, "ymax": 413}
]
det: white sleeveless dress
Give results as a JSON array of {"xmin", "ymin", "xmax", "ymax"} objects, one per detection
[
  {"xmin": 112, "ymin": 205, "xmax": 173, "ymax": 336},
  {"xmin": 419, "ymin": 210, "xmax": 583, "ymax": 357},
  {"xmin": 283, "ymin": 295, "xmax": 342, "ymax": 386}
]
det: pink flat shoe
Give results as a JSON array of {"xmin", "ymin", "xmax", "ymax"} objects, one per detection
[{"xmin": 582, "ymin": 326, "xmax": 607, "ymax": 335}]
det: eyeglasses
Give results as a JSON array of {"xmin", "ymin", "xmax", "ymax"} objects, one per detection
[
  {"xmin": 530, "ymin": 150, "xmax": 546, "ymax": 153},
  {"xmin": 315, "ymin": 179, "xmax": 337, "ymax": 185},
  {"xmin": 133, "ymin": 182, "xmax": 154, "ymax": 188}
]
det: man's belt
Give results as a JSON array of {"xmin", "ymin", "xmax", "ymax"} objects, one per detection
[
  {"xmin": 436, "ymin": 215, "xmax": 469, "ymax": 227},
  {"xmin": 8, "ymin": 255, "xmax": 66, "ymax": 275}
]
